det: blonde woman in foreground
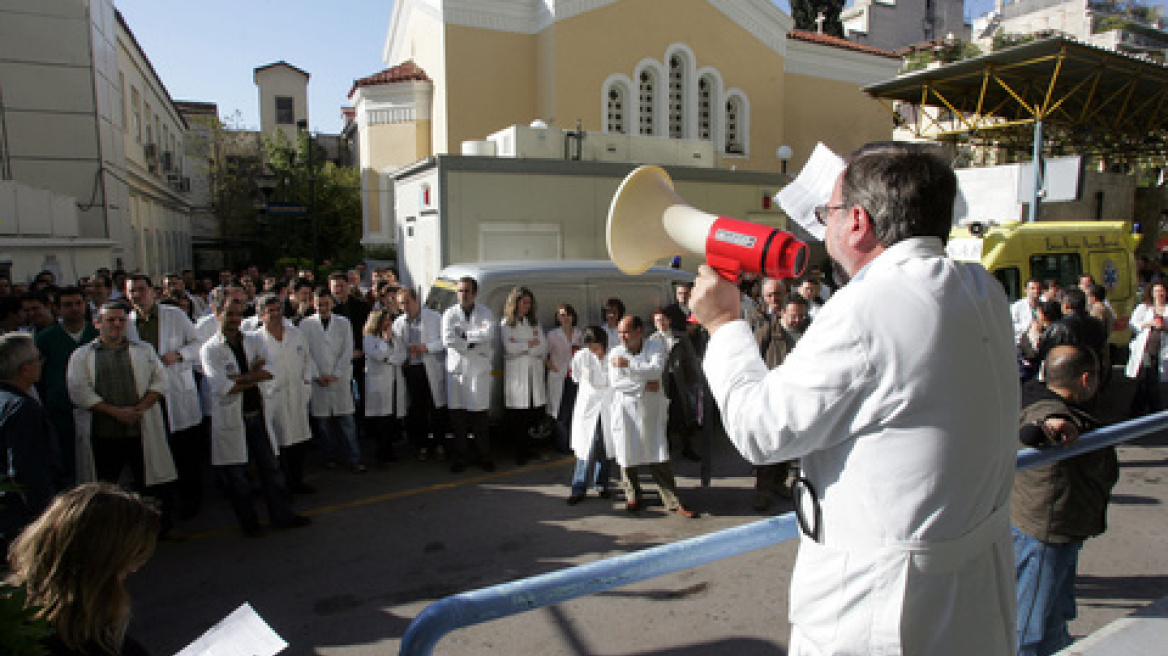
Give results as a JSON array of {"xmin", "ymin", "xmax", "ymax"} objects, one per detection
[{"xmin": 7, "ymin": 482, "xmax": 160, "ymax": 656}]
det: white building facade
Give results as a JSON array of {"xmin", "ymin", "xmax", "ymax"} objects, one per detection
[{"xmin": 0, "ymin": 0, "xmax": 193, "ymax": 283}]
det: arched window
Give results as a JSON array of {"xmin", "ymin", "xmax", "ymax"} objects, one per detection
[
  {"xmin": 607, "ymin": 84, "xmax": 627, "ymax": 134},
  {"xmin": 668, "ymin": 54, "xmax": 686, "ymax": 139},
  {"xmin": 725, "ymin": 94, "xmax": 745, "ymax": 155},
  {"xmin": 698, "ymin": 74, "xmax": 716, "ymax": 141},
  {"xmin": 638, "ymin": 68, "xmax": 657, "ymax": 136}
]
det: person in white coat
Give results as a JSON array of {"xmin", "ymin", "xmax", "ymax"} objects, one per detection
[
  {"xmin": 565, "ymin": 326, "xmax": 614, "ymax": 505},
  {"xmin": 300, "ymin": 287, "xmax": 364, "ymax": 472},
  {"xmin": 545, "ymin": 303, "xmax": 584, "ymax": 454},
  {"xmin": 363, "ymin": 308, "xmax": 407, "ymax": 463},
  {"xmin": 67, "ymin": 302, "xmax": 177, "ymax": 534},
  {"xmin": 125, "ymin": 274, "xmax": 204, "ymax": 519},
  {"xmin": 394, "ymin": 288, "xmax": 447, "ymax": 461},
  {"xmin": 609, "ymin": 315, "xmax": 696, "ymax": 518},
  {"xmin": 255, "ymin": 293, "xmax": 316, "ymax": 494},
  {"xmin": 1125, "ymin": 279, "xmax": 1168, "ymax": 416},
  {"xmin": 441, "ymin": 276, "xmax": 495, "ymax": 473},
  {"xmin": 501, "ymin": 286, "xmax": 548, "ymax": 466},
  {"xmin": 200, "ymin": 296, "xmax": 309, "ymax": 536},
  {"xmin": 691, "ymin": 142, "xmax": 1018, "ymax": 656}
]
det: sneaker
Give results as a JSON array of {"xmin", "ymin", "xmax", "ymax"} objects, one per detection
[{"xmin": 567, "ymin": 494, "xmax": 585, "ymax": 506}]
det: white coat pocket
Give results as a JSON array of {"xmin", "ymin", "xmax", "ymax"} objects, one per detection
[{"xmin": 788, "ymin": 540, "xmax": 847, "ymax": 648}]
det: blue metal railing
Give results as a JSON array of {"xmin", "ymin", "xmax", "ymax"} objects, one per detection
[{"xmin": 399, "ymin": 411, "xmax": 1168, "ymax": 656}]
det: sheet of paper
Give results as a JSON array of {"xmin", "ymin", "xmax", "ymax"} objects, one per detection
[
  {"xmin": 774, "ymin": 142, "xmax": 846, "ymax": 242},
  {"xmin": 174, "ymin": 603, "xmax": 287, "ymax": 656}
]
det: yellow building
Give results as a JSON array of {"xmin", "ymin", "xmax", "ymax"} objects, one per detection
[{"xmin": 351, "ymin": 0, "xmax": 902, "ymax": 249}]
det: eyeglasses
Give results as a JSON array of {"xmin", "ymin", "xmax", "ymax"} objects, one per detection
[{"xmin": 814, "ymin": 204, "xmax": 847, "ymax": 226}]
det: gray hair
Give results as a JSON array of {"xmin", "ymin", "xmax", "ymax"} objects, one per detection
[
  {"xmin": 0, "ymin": 333, "xmax": 38, "ymax": 381},
  {"xmin": 841, "ymin": 142, "xmax": 957, "ymax": 248}
]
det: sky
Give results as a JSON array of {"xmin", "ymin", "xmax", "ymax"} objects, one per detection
[{"xmin": 116, "ymin": 0, "xmax": 1160, "ymax": 135}]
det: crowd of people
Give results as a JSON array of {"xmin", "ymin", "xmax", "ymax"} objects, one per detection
[
  {"xmin": 0, "ymin": 258, "xmax": 842, "ymax": 553},
  {"xmin": 0, "ymin": 141, "xmax": 1152, "ymax": 656}
]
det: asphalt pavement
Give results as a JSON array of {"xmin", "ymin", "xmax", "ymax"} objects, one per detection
[{"xmin": 127, "ymin": 369, "xmax": 1168, "ymax": 656}]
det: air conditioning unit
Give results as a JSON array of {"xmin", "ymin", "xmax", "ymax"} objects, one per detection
[
  {"xmin": 143, "ymin": 143, "xmax": 157, "ymax": 160},
  {"xmin": 161, "ymin": 152, "xmax": 173, "ymax": 171}
]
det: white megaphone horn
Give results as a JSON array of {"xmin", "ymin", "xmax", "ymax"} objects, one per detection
[{"xmin": 606, "ymin": 165, "xmax": 808, "ymax": 281}]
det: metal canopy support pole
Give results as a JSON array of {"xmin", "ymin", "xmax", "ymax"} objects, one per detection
[{"xmin": 1028, "ymin": 118, "xmax": 1044, "ymax": 223}]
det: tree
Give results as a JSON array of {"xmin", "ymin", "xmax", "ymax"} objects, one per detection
[
  {"xmin": 259, "ymin": 131, "xmax": 362, "ymax": 274},
  {"xmin": 790, "ymin": 0, "xmax": 847, "ymax": 38}
]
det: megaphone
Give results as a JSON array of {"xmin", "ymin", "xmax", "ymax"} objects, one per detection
[{"xmin": 606, "ymin": 165, "xmax": 808, "ymax": 282}]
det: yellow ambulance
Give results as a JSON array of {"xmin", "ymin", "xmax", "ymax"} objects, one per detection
[{"xmin": 947, "ymin": 220, "xmax": 1141, "ymax": 345}]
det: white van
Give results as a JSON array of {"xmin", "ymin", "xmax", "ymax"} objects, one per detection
[{"xmin": 424, "ymin": 259, "xmax": 694, "ymax": 418}]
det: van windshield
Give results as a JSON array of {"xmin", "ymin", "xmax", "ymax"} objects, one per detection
[{"xmin": 426, "ymin": 277, "xmax": 458, "ymax": 312}]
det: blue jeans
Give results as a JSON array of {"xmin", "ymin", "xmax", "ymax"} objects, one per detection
[
  {"xmin": 311, "ymin": 413, "xmax": 361, "ymax": 466},
  {"xmin": 217, "ymin": 412, "xmax": 297, "ymax": 529},
  {"xmin": 1013, "ymin": 526, "xmax": 1082, "ymax": 656},
  {"xmin": 570, "ymin": 420, "xmax": 611, "ymax": 496}
]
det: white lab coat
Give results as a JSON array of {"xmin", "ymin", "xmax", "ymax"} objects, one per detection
[
  {"xmin": 127, "ymin": 304, "xmax": 203, "ymax": 432},
  {"xmin": 392, "ymin": 308, "xmax": 447, "ymax": 407},
  {"xmin": 200, "ymin": 331, "xmax": 277, "ymax": 466},
  {"xmin": 442, "ymin": 303, "xmax": 495, "ymax": 412},
  {"xmin": 1010, "ymin": 297, "xmax": 1037, "ymax": 341},
  {"xmin": 256, "ymin": 321, "xmax": 314, "ymax": 447},
  {"xmin": 193, "ymin": 314, "xmax": 219, "ymax": 417},
  {"xmin": 501, "ymin": 317, "xmax": 547, "ymax": 409},
  {"xmin": 300, "ymin": 313, "xmax": 355, "ymax": 417},
  {"xmin": 545, "ymin": 326, "xmax": 583, "ymax": 418},
  {"xmin": 67, "ymin": 339, "xmax": 176, "ymax": 485},
  {"xmin": 1125, "ymin": 303, "xmax": 1168, "ymax": 380},
  {"xmin": 363, "ymin": 334, "xmax": 407, "ymax": 418},
  {"xmin": 608, "ymin": 338, "xmax": 670, "ymax": 468},
  {"xmin": 569, "ymin": 348, "xmax": 612, "ymax": 460},
  {"xmin": 703, "ymin": 238, "xmax": 1018, "ymax": 656}
]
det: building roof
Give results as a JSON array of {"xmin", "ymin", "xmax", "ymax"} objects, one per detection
[
  {"xmin": 348, "ymin": 60, "xmax": 430, "ymax": 98},
  {"xmin": 253, "ymin": 61, "xmax": 310, "ymax": 82},
  {"xmin": 173, "ymin": 100, "xmax": 219, "ymax": 117},
  {"xmin": 863, "ymin": 35, "xmax": 1168, "ymax": 157},
  {"xmin": 787, "ymin": 29, "xmax": 902, "ymax": 60},
  {"xmin": 114, "ymin": 10, "xmax": 189, "ymax": 130}
]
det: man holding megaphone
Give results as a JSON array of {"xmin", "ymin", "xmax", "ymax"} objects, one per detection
[{"xmin": 687, "ymin": 143, "xmax": 1019, "ymax": 656}]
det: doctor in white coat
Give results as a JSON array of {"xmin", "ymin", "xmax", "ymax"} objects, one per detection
[
  {"xmin": 566, "ymin": 326, "xmax": 614, "ymax": 505},
  {"xmin": 691, "ymin": 142, "xmax": 1018, "ymax": 656},
  {"xmin": 362, "ymin": 308, "xmax": 407, "ymax": 463},
  {"xmin": 441, "ymin": 276, "xmax": 495, "ymax": 472},
  {"xmin": 393, "ymin": 288, "xmax": 447, "ymax": 460},
  {"xmin": 500, "ymin": 286, "xmax": 547, "ymax": 465},
  {"xmin": 125, "ymin": 274, "xmax": 204, "ymax": 517},
  {"xmin": 300, "ymin": 288, "xmax": 364, "ymax": 471},
  {"xmin": 201, "ymin": 296, "xmax": 309, "ymax": 535},
  {"xmin": 254, "ymin": 293, "xmax": 316, "ymax": 494},
  {"xmin": 608, "ymin": 316, "xmax": 695, "ymax": 518}
]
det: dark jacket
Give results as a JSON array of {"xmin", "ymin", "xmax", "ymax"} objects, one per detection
[
  {"xmin": 750, "ymin": 305, "xmax": 797, "ymax": 370},
  {"xmin": 0, "ymin": 382, "xmax": 62, "ymax": 540},
  {"xmin": 1013, "ymin": 380, "xmax": 1119, "ymax": 543},
  {"xmin": 1059, "ymin": 311, "xmax": 1107, "ymax": 365}
]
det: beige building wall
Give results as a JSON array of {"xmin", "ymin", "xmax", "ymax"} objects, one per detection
[
  {"xmin": 443, "ymin": 24, "xmax": 538, "ymax": 153},
  {"xmin": 256, "ymin": 64, "xmax": 309, "ymax": 144},
  {"xmin": 387, "ymin": 8, "xmax": 449, "ymax": 153}
]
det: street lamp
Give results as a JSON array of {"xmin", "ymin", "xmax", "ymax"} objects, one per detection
[
  {"xmin": 296, "ymin": 119, "xmax": 319, "ymax": 278},
  {"xmin": 776, "ymin": 145, "xmax": 794, "ymax": 177}
]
